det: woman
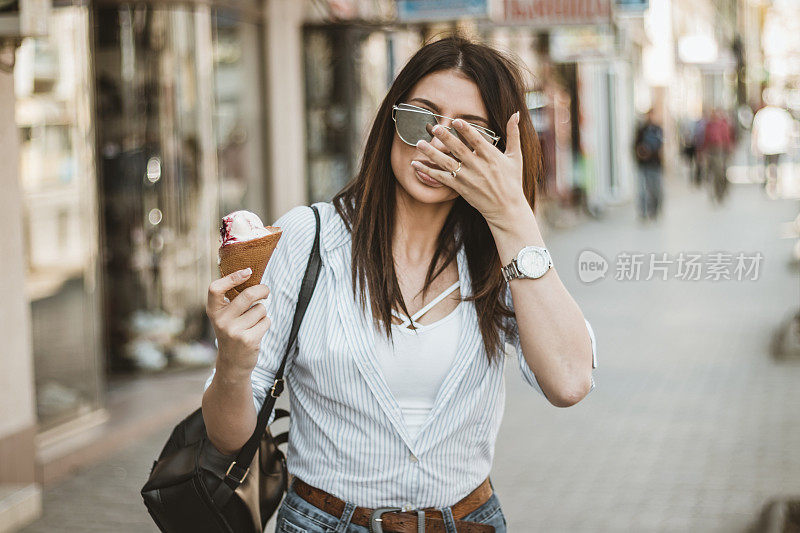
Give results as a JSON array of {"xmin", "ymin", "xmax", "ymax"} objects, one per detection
[{"xmin": 202, "ymin": 34, "xmax": 598, "ymax": 533}]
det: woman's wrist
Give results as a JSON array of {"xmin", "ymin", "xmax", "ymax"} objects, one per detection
[
  {"xmin": 489, "ymin": 207, "xmax": 546, "ymax": 265},
  {"xmin": 215, "ymin": 353, "xmax": 254, "ymax": 385}
]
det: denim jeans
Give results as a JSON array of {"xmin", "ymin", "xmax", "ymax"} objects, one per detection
[
  {"xmin": 273, "ymin": 478, "xmax": 508, "ymax": 533},
  {"xmin": 638, "ymin": 164, "xmax": 663, "ymax": 219}
]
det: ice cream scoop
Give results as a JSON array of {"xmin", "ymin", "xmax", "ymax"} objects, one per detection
[
  {"xmin": 220, "ymin": 210, "xmax": 277, "ymax": 246},
  {"xmin": 218, "ymin": 210, "xmax": 282, "ymax": 303}
]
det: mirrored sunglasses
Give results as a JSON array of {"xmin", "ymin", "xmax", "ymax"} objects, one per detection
[{"xmin": 391, "ymin": 103, "xmax": 500, "ymax": 152}]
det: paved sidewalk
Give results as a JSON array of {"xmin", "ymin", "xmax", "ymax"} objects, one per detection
[
  {"xmin": 491, "ymin": 174, "xmax": 799, "ymax": 532},
  {"xmin": 19, "ymin": 175, "xmax": 800, "ymax": 532}
]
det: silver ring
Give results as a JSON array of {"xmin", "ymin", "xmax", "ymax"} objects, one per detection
[{"xmin": 450, "ymin": 160, "xmax": 462, "ymax": 178}]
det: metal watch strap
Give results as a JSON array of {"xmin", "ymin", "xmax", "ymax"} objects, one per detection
[{"xmin": 501, "ymin": 260, "xmax": 521, "ymax": 283}]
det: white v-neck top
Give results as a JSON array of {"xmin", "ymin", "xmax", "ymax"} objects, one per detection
[
  {"xmin": 204, "ymin": 201, "xmax": 598, "ymax": 509},
  {"xmin": 374, "ymin": 281, "xmax": 462, "ymax": 440}
]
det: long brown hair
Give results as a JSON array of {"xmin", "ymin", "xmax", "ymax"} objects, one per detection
[{"xmin": 332, "ymin": 33, "xmax": 542, "ymax": 366}]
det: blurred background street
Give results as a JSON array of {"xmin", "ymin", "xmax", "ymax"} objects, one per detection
[
  {"xmin": 16, "ymin": 168, "xmax": 800, "ymax": 533},
  {"xmin": 1, "ymin": 0, "xmax": 799, "ymax": 532}
]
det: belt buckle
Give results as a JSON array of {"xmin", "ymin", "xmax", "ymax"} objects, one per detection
[
  {"xmin": 369, "ymin": 507, "xmax": 427, "ymax": 533},
  {"xmin": 370, "ymin": 507, "xmax": 401, "ymax": 533}
]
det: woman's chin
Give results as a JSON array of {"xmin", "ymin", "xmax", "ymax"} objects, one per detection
[{"xmin": 398, "ymin": 175, "xmax": 455, "ymax": 203}]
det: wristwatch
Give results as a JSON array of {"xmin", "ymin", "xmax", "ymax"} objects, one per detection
[{"xmin": 501, "ymin": 245, "xmax": 553, "ymax": 282}]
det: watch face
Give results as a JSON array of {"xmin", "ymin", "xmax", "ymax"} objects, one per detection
[{"xmin": 517, "ymin": 248, "xmax": 549, "ymax": 278}]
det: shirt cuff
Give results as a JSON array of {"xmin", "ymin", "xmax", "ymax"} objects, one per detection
[{"xmin": 585, "ymin": 318, "xmax": 598, "ymax": 370}]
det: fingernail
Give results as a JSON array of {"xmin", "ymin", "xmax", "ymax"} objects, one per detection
[
  {"xmin": 240, "ymin": 267, "xmax": 252, "ymax": 276},
  {"xmin": 514, "ymin": 111, "xmax": 520, "ymax": 123}
]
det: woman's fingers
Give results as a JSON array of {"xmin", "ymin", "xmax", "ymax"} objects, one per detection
[
  {"xmin": 450, "ymin": 119, "xmax": 496, "ymax": 159},
  {"xmin": 207, "ymin": 268, "xmax": 252, "ymax": 315},
  {"xmin": 239, "ymin": 298, "xmax": 269, "ymax": 330},
  {"xmin": 410, "ymin": 159, "xmax": 459, "ymax": 192},
  {"xmin": 429, "ymin": 122, "xmax": 475, "ymax": 162},
  {"xmin": 503, "ymin": 111, "xmax": 521, "ymax": 160},
  {"xmin": 247, "ymin": 313, "xmax": 271, "ymax": 336},
  {"xmin": 414, "ymin": 139, "xmax": 461, "ymax": 175},
  {"xmin": 226, "ymin": 283, "xmax": 271, "ymax": 320}
]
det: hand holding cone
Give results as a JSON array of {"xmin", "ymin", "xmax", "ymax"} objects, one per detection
[{"xmin": 218, "ymin": 210, "xmax": 282, "ymax": 302}]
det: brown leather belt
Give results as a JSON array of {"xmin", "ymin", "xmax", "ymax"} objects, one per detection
[{"xmin": 291, "ymin": 475, "xmax": 496, "ymax": 533}]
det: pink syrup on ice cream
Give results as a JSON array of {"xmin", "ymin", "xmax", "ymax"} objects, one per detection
[{"xmin": 219, "ymin": 210, "xmax": 273, "ymax": 247}]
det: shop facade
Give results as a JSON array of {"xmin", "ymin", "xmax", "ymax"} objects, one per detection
[
  {"xmin": 14, "ymin": 3, "xmax": 104, "ymax": 434},
  {"xmin": 489, "ymin": 1, "xmax": 641, "ymax": 214},
  {"xmin": 301, "ymin": 3, "xmax": 441, "ymax": 203},
  {"xmin": 92, "ymin": 2, "xmax": 270, "ymax": 376},
  {"xmin": 299, "ymin": 2, "xmax": 567, "ymax": 207},
  {"xmin": 4, "ymin": 0, "xmax": 273, "ymax": 503}
]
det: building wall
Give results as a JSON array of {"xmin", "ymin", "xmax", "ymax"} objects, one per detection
[
  {"xmin": 265, "ymin": 0, "xmax": 307, "ymax": 221},
  {"xmin": 0, "ymin": 52, "xmax": 38, "ymax": 485}
]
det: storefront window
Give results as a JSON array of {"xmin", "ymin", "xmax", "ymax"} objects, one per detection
[
  {"xmin": 92, "ymin": 5, "xmax": 267, "ymax": 375},
  {"xmin": 304, "ymin": 27, "xmax": 353, "ymax": 203},
  {"xmin": 303, "ymin": 27, "xmax": 421, "ymax": 203},
  {"xmin": 14, "ymin": 6, "xmax": 104, "ymax": 429},
  {"xmin": 94, "ymin": 6, "xmax": 212, "ymax": 374},
  {"xmin": 212, "ymin": 11, "xmax": 267, "ymax": 218},
  {"xmin": 12, "ymin": 1, "xmax": 268, "ymax": 426}
]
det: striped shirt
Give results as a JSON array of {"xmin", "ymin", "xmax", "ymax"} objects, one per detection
[{"xmin": 204, "ymin": 200, "xmax": 598, "ymax": 508}]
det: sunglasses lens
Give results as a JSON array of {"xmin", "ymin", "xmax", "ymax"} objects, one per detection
[
  {"xmin": 394, "ymin": 105, "xmax": 496, "ymax": 150},
  {"xmin": 395, "ymin": 107, "xmax": 436, "ymax": 146}
]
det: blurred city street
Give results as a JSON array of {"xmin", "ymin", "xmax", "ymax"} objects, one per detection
[
  {"xmin": 2, "ymin": 0, "xmax": 800, "ymax": 531},
  {"xmin": 18, "ymin": 169, "xmax": 800, "ymax": 532}
]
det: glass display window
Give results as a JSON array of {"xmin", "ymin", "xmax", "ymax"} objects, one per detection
[{"xmin": 14, "ymin": 6, "xmax": 104, "ymax": 429}]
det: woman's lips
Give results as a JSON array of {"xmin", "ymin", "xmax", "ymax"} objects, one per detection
[
  {"xmin": 413, "ymin": 160, "xmax": 445, "ymax": 187},
  {"xmin": 415, "ymin": 169, "xmax": 443, "ymax": 187}
]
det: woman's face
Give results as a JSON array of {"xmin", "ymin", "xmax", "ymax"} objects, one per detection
[{"xmin": 390, "ymin": 69, "xmax": 491, "ymax": 206}]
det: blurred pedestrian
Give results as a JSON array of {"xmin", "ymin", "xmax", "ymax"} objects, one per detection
[
  {"xmin": 700, "ymin": 109, "xmax": 734, "ymax": 203},
  {"xmin": 679, "ymin": 117, "xmax": 698, "ymax": 186},
  {"xmin": 691, "ymin": 115, "xmax": 708, "ymax": 187},
  {"xmin": 633, "ymin": 109, "xmax": 664, "ymax": 222},
  {"xmin": 751, "ymin": 92, "xmax": 794, "ymax": 189}
]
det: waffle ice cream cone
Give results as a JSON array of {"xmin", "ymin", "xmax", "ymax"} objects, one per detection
[{"xmin": 218, "ymin": 211, "xmax": 282, "ymax": 302}]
